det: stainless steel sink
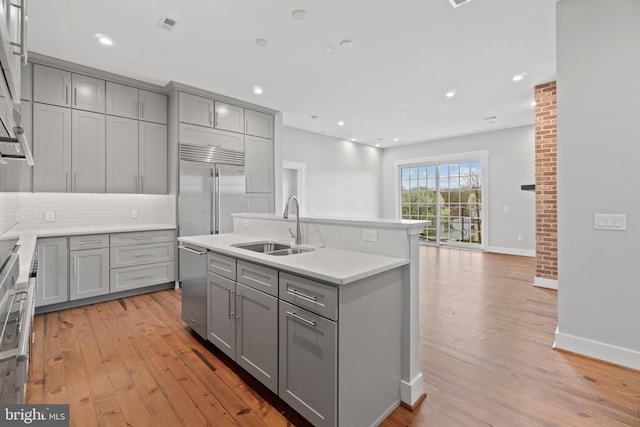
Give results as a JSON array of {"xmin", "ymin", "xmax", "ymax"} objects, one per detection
[{"xmin": 231, "ymin": 241, "xmax": 314, "ymax": 256}]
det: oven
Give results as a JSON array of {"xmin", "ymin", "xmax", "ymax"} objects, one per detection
[{"xmin": 0, "ymin": 246, "xmax": 35, "ymax": 403}]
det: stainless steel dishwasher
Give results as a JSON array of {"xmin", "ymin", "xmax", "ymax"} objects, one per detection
[{"xmin": 178, "ymin": 244, "xmax": 207, "ymax": 339}]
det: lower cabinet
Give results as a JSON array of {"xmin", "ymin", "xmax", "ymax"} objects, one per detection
[
  {"xmin": 69, "ymin": 247, "xmax": 110, "ymax": 300},
  {"xmin": 36, "ymin": 237, "xmax": 68, "ymax": 307},
  {"xmin": 207, "ymin": 262, "xmax": 278, "ymax": 393}
]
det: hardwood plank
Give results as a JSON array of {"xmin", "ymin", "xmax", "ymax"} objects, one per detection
[{"xmin": 26, "ymin": 313, "xmax": 45, "ymax": 403}]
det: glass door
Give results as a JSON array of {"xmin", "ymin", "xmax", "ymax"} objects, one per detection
[{"xmin": 401, "ymin": 160, "xmax": 483, "ymax": 249}]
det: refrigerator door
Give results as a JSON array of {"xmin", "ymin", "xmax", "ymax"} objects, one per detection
[
  {"xmin": 179, "ymin": 162, "xmax": 213, "ymax": 236},
  {"xmin": 215, "ymin": 164, "xmax": 246, "ymax": 234}
]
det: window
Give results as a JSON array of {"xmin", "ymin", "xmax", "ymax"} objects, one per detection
[{"xmin": 400, "ymin": 158, "xmax": 484, "ymax": 249}]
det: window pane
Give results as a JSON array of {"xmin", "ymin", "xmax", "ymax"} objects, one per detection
[{"xmin": 439, "ymin": 165, "xmax": 449, "ymax": 178}]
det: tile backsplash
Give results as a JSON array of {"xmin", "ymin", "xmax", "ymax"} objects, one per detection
[{"xmin": 19, "ymin": 193, "xmax": 176, "ymax": 230}]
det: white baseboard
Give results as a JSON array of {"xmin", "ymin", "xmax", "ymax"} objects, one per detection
[
  {"xmin": 485, "ymin": 246, "xmax": 535, "ymax": 257},
  {"xmin": 554, "ymin": 328, "xmax": 640, "ymax": 371},
  {"xmin": 534, "ymin": 276, "xmax": 558, "ymax": 290},
  {"xmin": 400, "ymin": 373, "xmax": 424, "ymax": 406}
]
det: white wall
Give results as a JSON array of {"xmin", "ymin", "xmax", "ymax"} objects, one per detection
[
  {"xmin": 280, "ymin": 126, "xmax": 382, "ymax": 218},
  {"xmin": 555, "ymin": 0, "xmax": 640, "ymax": 370},
  {"xmin": 381, "ymin": 126, "xmax": 535, "ymax": 255}
]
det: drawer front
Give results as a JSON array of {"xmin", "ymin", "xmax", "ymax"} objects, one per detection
[
  {"xmin": 110, "ymin": 261, "xmax": 174, "ymax": 293},
  {"xmin": 207, "ymin": 252, "xmax": 236, "ymax": 280},
  {"xmin": 110, "ymin": 242, "xmax": 173, "ymax": 268},
  {"xmin": 279, "ymin": 273, "xmax": 338, "ymax": 321},
  {"xmin": 236, "ymin": 260, "xmax": 278, "ymax": 297},
  {"xmin": 110, "ymin": 230, "xmax": 175, "ymax": 247},
  {"xmin": 69, "ymin": 234, "xmax": 109, "ymax": 250}
]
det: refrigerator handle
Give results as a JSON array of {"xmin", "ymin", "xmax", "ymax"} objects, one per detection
[{"xmin": 213, "ymin": 168, "xmax": 220, "ymax": 234}]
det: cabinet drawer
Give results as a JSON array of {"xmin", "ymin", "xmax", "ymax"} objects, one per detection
[
  {"xmin": 207, "ymin": 252, "xmax": 236, "ymax": 280},
  {"xmin": 237, "ymin": 260, "xmax": 278, "ymax": 297},
  {"xmin": 110, "ymin": 230, "xmax": 175, "ymax": 246},
  {"xmin": 110, "ymin": 242, "xmax": 173, "ymax": 268},
  {"xmin": 110, "ymin": 261, "xmax": 174, "ymax": 293},
  {"xmin": 279, "ymin": 273, "xmax": 338, "ymax": 321},
  {"xmin": 69, "ymin": 234, "xmax": 109, "ymax": 250},
  {"xmin": 179, "ymin": 123, "xmax": 244, "ymax": 151}
]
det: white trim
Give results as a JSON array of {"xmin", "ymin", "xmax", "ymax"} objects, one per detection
[
  {"xmin": 486, "ymin": 246, "xmax": 535, "ymax": 257},
  {"xmin": 400, "ymin": 373, "xmax": 424, "ymax": 406},
  {"xmin": 282, "ymin": 161, "xmax": 306, "ymax": 215},
  {"xmin": 534, "ymin": 276, "xmax": 558, "ymax": 290},
  {"xmin": 554, "ymin": 328, "xmax": 640, "ymax": 371}
]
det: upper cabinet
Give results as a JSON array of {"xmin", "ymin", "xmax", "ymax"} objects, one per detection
[
  {"xmin": 33, "ymin": 64, "xmax": 106, "ymax": 113},
  {"xmin": 106, "ymin": 82, "xmax": 167, "ymax": 124},
  {"xmin": 214, "ymin": 101, "xmax": 244, "ymax": 133},
  {"xmin": 0, "ymin": 0, "xmax": 27, "ymax": 102},
  {"xmin": 245, "ymin": 109, "xmax": 274, "ymax": 139}
]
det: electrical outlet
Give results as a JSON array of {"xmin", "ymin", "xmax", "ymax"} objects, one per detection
[
  {"xmin": 362, "ymin": 229, "xmax": 378, "ymax": 242},
  {"xmin": 45, "ymin": 211, "xmax": 55, "ymax": 222},
  {"xmin": 243, "ymin": 219, "xmax": 250, "ymax": 227},
  {"xmin": 517, "ymin": 234, "xmax": 523, "ymax": 241},
  {"xmin": 130, "ymin": 209, "xmax": 138, "ymax": 219},
  {"xmin": 503, "ymin": 205, "xmax": 510, "ymax": 212}
]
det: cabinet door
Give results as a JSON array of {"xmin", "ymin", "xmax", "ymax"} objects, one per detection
[
  {"xmin": 139, "ymin": 90, "xmax": 167, "ymax": 124},
  {"xmin": 35, "ymin": 238, "xmax": 68, "ymax": 307},
  {"xmin": 139, "ymin": 122, "xmax": 167, "ymax": 194},
  {"xmin": 235, "ymin": 283, "xmax": 278, "ymax": 393},
  {"xmin": 179, "ymin": 92, "xmax": 213, "ymax": 127},
  {"xmin": 72, "ymin": 110, "xmax": 106, "ymax": 192},
  {"xmin": 245, "ymin": 109, "xmax": 274, "ymax": 139},
  {"xmin": 69, "ymin": 248, "xmax": 110, "ymax": 300},
  {"xmin": 279, "ymin": 301, "xmax": 337, "ymax": 427},
  {"xmin": 33, "ymin": 64, "xmax": 71, "ymax": 107},
  {"xmin": 245, "ymin": 135, "xmax": 273, "ymax": 193},
  {"xmin": 106, "ymin": 82, "xmax": 138, "ymax": 119},
  {"xmin": 179, "ymin": 123, "xmax": 244, "ymax": 151},
  {"xmin": 214, "ymin": 101, "xmax": 244, "ymax": 133},
  {"xmin": 246, "ymin": 193, "xmax": 273, "ymax": 214},
  {"xmin": 72, "ymin": 74, "xmax": 105, "ymax": 113},
  {"xmin": 207, "ymin": 272, "xmax": 235, "ymax": 359},
  {"xmin": 106, "ymin": 115, "xmax": 138, "ymax": 193},
  {"xmin": 18, "ymin": 100, "xmax": 32, "ymax": 192},
  {"xmin": 33, "ymin": 103, "xmax": 72, "ymax": 192}
]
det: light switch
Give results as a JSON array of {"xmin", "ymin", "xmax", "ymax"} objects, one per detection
[
  {"xmin": 594, "ymin": 213, "xmax": 626, "ymax": 231},
  {"xmin": 362, "ymin": 229, "xmax": 378, "ymax": 242},
  {"xmin": 45, "ymin": 211, "xmax": 55, "ymax": 222},
  {"xmin": 130, "ymin": 209, "xmax": 138, "ymax": 219}
]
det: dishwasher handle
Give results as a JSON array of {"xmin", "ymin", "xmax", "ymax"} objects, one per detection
[{"xmin": 178, "ymin": 245, "xmax": 207, "ymax": 256}]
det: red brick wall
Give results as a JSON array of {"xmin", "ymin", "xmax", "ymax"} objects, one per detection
[{"xmin": 534, "ymin": 82, "xmax": 557, "ymax": 281}]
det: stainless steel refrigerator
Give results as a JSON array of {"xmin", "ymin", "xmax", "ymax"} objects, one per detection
[{"xmin": 178, "ymin": 144, "xmax": 246, "ymax": 237}]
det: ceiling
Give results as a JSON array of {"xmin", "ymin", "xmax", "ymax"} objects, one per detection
[{"xmin": 27, "ymin": 0, "xmax": 557, "ymax": 148}]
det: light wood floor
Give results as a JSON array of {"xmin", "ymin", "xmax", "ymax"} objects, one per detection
[{"xmin": 27, "ymin": 246, "xmax": 640, "ymax": 426}]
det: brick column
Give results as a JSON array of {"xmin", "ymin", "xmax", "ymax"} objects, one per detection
[{"xmin": 534, "ymin": 82, "xmax": 557, "ymax": 289}]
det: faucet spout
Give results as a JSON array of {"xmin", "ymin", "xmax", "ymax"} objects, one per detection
[{"xmin": 283, "ymin": 195, "xmax": 302, "ymax": 245}]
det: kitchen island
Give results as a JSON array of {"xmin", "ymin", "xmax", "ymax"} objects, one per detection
[{"xmin": 179, "ymin": 214, "xmax": 427, "ymax": 427}]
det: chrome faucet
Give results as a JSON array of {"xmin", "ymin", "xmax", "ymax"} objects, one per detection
[{"xmin": 283, "ymin": 195, "xmax": 302, "ymax": 245}]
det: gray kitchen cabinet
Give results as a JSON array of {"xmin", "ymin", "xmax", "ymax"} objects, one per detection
[
  {"xmin": 17, "ymin": 100, "xmax": 32, "ymax": 192},
  {"xmin": 245, "ymin": 135, "xmax": 273, "ymax": 193},
  {"xmin": 71, "ymin": 74, "xmax": 105, "ymax": 113},
  {"xmin": 21, "ymin": 63, "xmax": 31, "ymax": 101},
  {"xmin": 279, "ymin": 300, "xmax": 337, "ymax": 427},
  {"xmin": 106, "ymin": 115, "xmax": 138, "ymax": 193},
  {"xmin": 207, "ymin": 271, "xmax": 236, "ymax": 359},
  {"xmin": 106, "ymin": 82, "xmax": 167, "ymax": 124},
  {"xmin": 138, "ymin": 121, "xmax": 167, "ymax": 194},
  {"xmin": 32, "ymin": 103, "xmax": 71, "ymax": 192},
  {"xmin": 69, "ymin": 236, "xmax": 110, "ymax": 301},
  {"xmin": 214, "ymin": 101, "xmax": 244, "ymax": 133},
  {"xmin": 33, "ymin": 64, "xmax": 71, "ymax": 107},
  {"xmin": 236, "ymin": 283, "xmax": 278, "ymax": 392},
  {"xmin": 246, "ymin": 193, "xmax": 273, "ymax": 213},
  {"xmin": 35, "ymin": 238, "xmax": 69, "ymax": 307},
  {"xmin": 178, "ymin": 123, "xmax": 244, "ymax": 151},
  {"xmin": 245, "ymin": 109, "xmax": 274, "ymax": 139},
  {"xmin": 179, "ymin": 92, "xmax": 214, "ymax": 127},
  {"xmin": 71, "ymin": 109, "xmax": 106, "ymax": 192}
]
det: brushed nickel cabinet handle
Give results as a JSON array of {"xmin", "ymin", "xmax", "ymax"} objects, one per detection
[{"xmin": 286, "ymin": 311, "xmax": 316, "ymax": 327}]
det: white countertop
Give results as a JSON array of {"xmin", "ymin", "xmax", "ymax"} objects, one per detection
[
  {"xmin": 179, "ymin": 233, "xmax": 408, "ymax": 286},
  {"xmin": 15, "ymin": 224, "xmax": 176, "ymax": 285},
  {"xmin": 233, "ymin": 213, "xmax": 428, "ymax": 230}
]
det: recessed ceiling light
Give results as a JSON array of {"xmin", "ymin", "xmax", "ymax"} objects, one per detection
[
  {"xmin": 255, "ymin": 38, "xmax": 268, "ymax": 47},
  {"xmin": 253, "ymin": 86, "xmax": 263, "ymax": 95},
  {"xmin": 393, "ymin": 138, "xmax": 399, "ymax": 142},
  {"xmin": 512, "ymin": 72, "xmax": 527, "ymax": 82},
  {"xmin": 94, "ymin": 33, "xmax": 113, "ymax": 46},
  {"xmin": 337, "ymin": 121, "xmax": 345, "ymax": 126},
  {"xmin": 351, "ymin": 138, "xmax": 356, "ymax": 142},
  {"xmin": 340, "ymin": 40, "xmax": 354, "ymax": 48},
  {"xmin": 325, "ymin": 47, "xmax": 332, "ymax": 53},
  {"xmin": 375, "ymin": 144, "xmax": 381, "ymax": 147},
  {"xmin": 292, "ymin": 9, "xmax": 308, "ymax": 20},
  {"xmin": 445, "ymin": 90, "xmax": 457, "ymax": 98}
]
